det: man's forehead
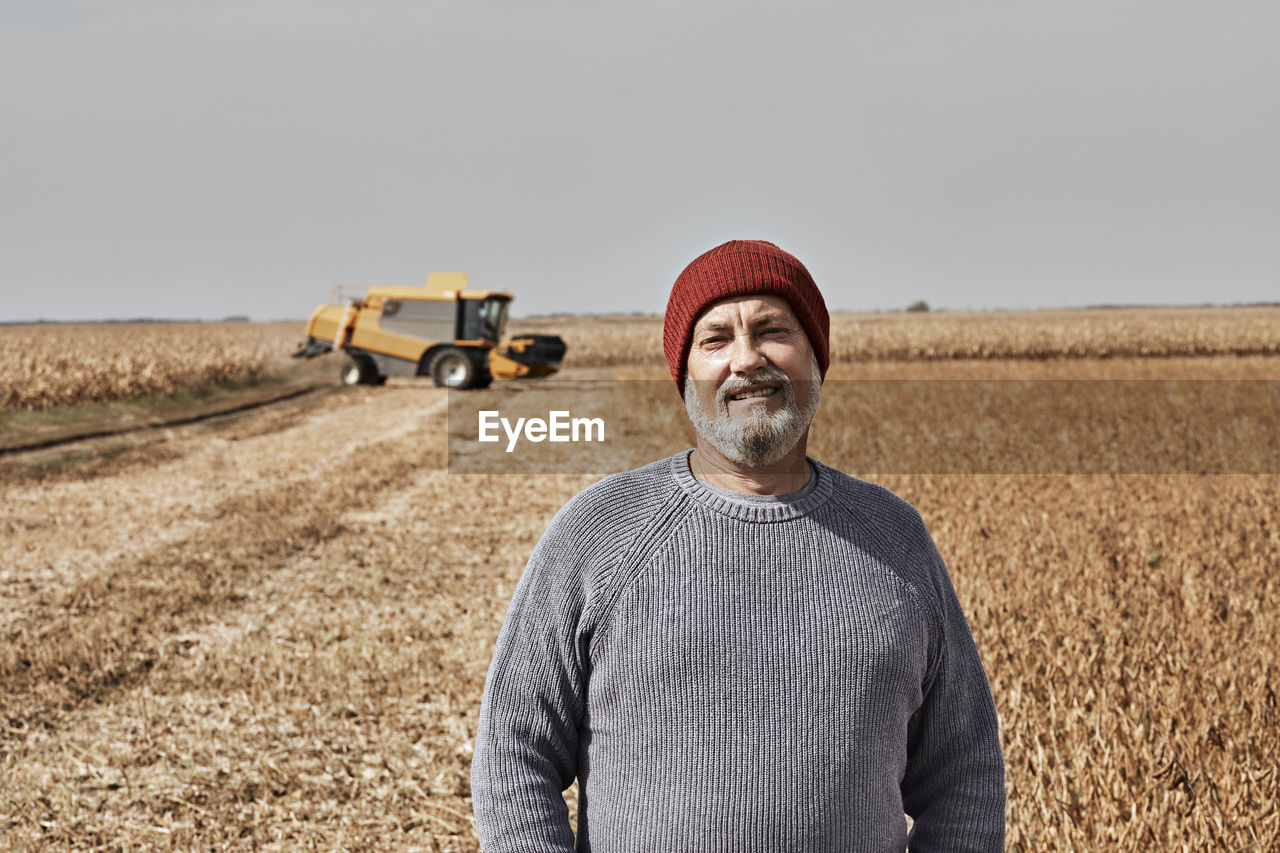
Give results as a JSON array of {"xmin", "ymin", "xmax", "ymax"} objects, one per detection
[{"xmin": 693, "ymin": 295, "xmax": 799, "ymax": 329}]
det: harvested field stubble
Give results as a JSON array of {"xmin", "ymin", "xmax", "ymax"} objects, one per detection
[
  {"xmin": 0, "ymin": 322, "xmax": 299, "ymax": 411},
  {"xmin": 1, "ymin": 345, "xmax": 1278, "ymax": 849}
]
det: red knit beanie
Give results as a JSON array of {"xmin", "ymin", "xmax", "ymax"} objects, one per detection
[{"xmin": 663, "ymin": 240, "xmax": 830, "ymax": 393}]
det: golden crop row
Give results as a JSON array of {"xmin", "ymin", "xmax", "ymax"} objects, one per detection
[
  {"xmin": 0, "ymin": 322, "xmax": 299, "ymax": 412},
  {"xmin": 514, "ymin": 306, "xmax": 1280, "ymax": 366},
  {"xmin": 5, "ymin": 307, "xmax": 1278, "ymax": 412}
]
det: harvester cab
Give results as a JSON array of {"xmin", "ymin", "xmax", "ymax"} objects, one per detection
[{"xmin": 292, "ymin": 272, "xmax": 566, "ymax": 389}]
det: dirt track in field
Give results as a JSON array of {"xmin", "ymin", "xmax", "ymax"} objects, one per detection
[
  {"xmin": 1, "ymin": 380, "xmax": 596, "ymax": 849},
  {"xmin": 2, "ymin": 361, "xmax": 1279, "ymax": 850}
]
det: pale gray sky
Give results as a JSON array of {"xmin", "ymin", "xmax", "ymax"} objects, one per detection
[{"xmin": 3, "ymin": 1, "xmax": 1277, "ymax": 321}]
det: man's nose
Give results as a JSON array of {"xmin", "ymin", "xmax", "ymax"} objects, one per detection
[{"xmin": 728, "ymin": 333, "xmax": 768, "ymax": 374}]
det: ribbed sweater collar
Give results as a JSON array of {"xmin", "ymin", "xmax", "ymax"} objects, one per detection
[{"xmin": 667, "ymin": 450, "xmax": 834, "ymax": 523}]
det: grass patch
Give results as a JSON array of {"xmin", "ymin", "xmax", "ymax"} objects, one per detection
[
  {"xmin": 0, "ymin": 357, "xmax": 336, "ymax": 453},
  {"xmin": 18, "ymin": 437, "xmax": 136, "ymax": 476}
]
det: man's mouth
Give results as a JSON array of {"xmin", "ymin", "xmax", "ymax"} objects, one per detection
[{"xmin": 728, "ymin": 384, "xmax": 779, "ymax": 401}]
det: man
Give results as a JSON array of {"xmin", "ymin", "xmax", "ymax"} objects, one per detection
[{"xmin": 471, "ymin": 240, "xmax": 1005, "ymax": 851}]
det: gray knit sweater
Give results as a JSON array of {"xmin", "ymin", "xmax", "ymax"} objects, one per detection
[{"xmin": 471, "ymin": 452, "xmax": 1005, "ymax": 852}]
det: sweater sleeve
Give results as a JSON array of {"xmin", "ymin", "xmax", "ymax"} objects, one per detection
[
  {"xmin": 900, "ymin": 542, "xmax": 1006, "ymax": 852},
  {"xmin": 471, "ymin": 524, "xmax": 590, "ymax": 852}
]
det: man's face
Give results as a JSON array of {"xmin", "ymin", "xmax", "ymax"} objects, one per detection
[{"xmin": 683, "ymin": 295, "xmax": 822, "ymax": 467}]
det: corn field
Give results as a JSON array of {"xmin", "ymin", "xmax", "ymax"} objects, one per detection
[
  {"xmin": 4, "ymin": 307, "xmax": 1278, "ymax": 412},
  {"xmin": 0, "ymin": 323, "xmax": 299, "ymax": 412},
  {"xmin": 515, "ymin": 306, "xmax": 1280, "ymax": 367}
]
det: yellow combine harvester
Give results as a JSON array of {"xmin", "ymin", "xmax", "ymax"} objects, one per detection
[{"xmin": 292, "ymin": 272, "xmax": 566, "ymax": 389}]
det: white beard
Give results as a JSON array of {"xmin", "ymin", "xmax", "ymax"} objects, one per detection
[{"xmin": 684, "ymin": 352, "xmax": 822, "ymax": 468}]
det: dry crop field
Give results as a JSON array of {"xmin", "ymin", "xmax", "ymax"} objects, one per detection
[
  {"xmin": 0, "ymin": 323, "xmax": 300, "ymax": 412},
  {"xmin": 1, "ymin": 311, "xmax": 1278, "ymax": 850},
  {"xmin": 5, "ymin": 305, "xmax": 1278, "ymax": 413},
  {"xmin": 517, "ymin": 304, "xmax": 1280, "ymax": 366}
]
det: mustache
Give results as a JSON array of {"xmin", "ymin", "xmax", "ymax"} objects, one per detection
[{"xmin": 715, "ymin": 367, "xmax": 793, "ymax": 409}]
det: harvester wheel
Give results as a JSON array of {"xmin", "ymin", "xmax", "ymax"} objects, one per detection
[
  {"xmin": 430, "ymin": 348, "xmax": 476, "ymax": 389},
  {"xmin": 341, "ymin": 357, "xmax": 375, "ymax": 386}
]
